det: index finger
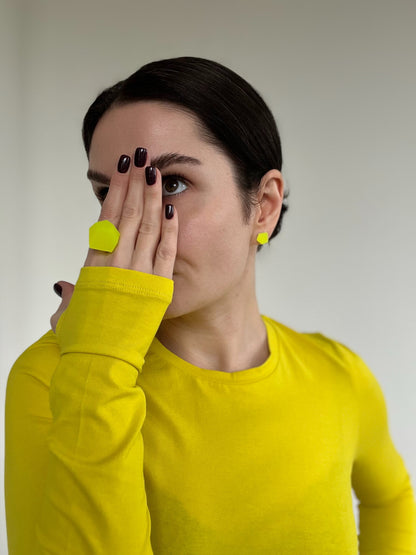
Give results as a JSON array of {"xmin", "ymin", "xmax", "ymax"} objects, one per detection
[{"xmin": 99, "ymin": 154, "xmax": 131, "ymax": 227}]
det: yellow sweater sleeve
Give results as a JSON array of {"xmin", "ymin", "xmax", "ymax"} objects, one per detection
[
  {"xmin": 350, "ymin": 353, "xmax": 416, "ymax": 554},
  {"xmin": 6, "ymin": 266, "xmax": 173, "ymax": 555}
]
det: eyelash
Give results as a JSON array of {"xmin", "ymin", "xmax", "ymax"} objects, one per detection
[{"xmin": 95, "ymin": 173, "xmax": 189, "ymax": 203}]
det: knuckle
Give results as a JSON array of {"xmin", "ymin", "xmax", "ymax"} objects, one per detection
[
  {"xmin": 101, "ymin": 208, "xmax": 120, "ymax": 222},
  {"xmin": 139, "ymin": 220, "xmax": 156, "ymax": 235},
  {"xmin": 157, "ymin": 244, "xmax": 176, "ymax": 261},
  {"xmin": 121, "ymin": 203, "xmax": 140, "ymax": 220},
  {"xmin": 164, "ymin": 219, "xmax": 178, "ymax": 232}
]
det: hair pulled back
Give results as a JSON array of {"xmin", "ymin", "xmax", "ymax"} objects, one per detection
[{"xmin": 82, "ymin": 56, "xmax": 289, "ymax": 251}]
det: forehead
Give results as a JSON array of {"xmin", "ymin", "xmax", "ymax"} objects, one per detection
[{"xmin": 89, "ymin": 101, "xmax": 206, "ymax": 164}]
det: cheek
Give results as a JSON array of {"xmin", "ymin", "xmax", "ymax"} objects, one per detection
[
  {"xmin": 176, "ymin": 218, "xmax": 212, "ymax": 258},
  {"xmin": 177, "ymin": 204, "xmax": 248, "ymax": 268}
]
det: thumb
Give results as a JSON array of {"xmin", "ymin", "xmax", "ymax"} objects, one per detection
[
  {"xmin": 54, "ymin": 281, "xmax": 75, "ymax": 302},
  {"xmin": 51, "ymin": 281, "xmax": 75, "ymax": 334}
]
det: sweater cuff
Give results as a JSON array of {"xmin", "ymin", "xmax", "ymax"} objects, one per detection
[{"xmin": 56, "ymin": 266, "xmax": 174, "ymax": 372}]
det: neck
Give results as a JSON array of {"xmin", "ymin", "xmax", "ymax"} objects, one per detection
[{"xmin": 156, "ymin": 279, "xmax": 269, "ymax": 373}]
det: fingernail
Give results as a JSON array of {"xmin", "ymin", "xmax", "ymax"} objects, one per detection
[
  {"xmin": 165, "ymin": 204, "xmax": 174, "ymax": 219},
  {"xmin": 145, "ymin": 166, "xmax": 157, "ymax": 185},
  {"xmin": 118, "ymin": 154, "xmax": 130, "ymax": 173},
  {"xmin": 53, "ymin": 283, "xmax": 62, "ymax": 297},
  {"xmin": 134, "ymin": 147, "xmax": 147, "ymax": 167}
]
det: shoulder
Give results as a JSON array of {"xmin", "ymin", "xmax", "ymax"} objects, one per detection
[
  {"xmin": 262, "ymin": 315, "xmax": 372, "ymax": 388},
  {"xmin": 263, "ymin": 314, "xmax": 359, "ymax": 362}
]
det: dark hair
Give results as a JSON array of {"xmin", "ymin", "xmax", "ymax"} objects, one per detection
[{"xmin": 82, "ymin": 56, "xmax": 289, "ymax": 252}]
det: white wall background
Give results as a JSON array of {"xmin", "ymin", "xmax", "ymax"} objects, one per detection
[{"xmin": 1, "ymin": 0, "xmax": 415, "ymax": 551}]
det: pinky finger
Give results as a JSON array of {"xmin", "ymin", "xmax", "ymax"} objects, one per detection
[{"xmin": 153, "ymin": 204, "xmax": 179, "ymax": 280}]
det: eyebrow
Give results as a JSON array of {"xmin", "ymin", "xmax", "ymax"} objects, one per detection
[{"xmin": 87, "ymin": 152, "xmax": 202, "ymax": 185}]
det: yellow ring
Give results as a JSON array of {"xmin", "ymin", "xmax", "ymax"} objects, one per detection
[{"xmin": 89, "ymin": 220, "xmax": 120, "ymax": 253}]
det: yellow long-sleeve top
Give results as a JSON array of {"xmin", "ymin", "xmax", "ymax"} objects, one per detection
[{"xmin": 5, "ymin": 266, "xmax": 416, "ymax": 554}]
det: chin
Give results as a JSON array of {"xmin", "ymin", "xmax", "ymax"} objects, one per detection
[
  {"xmin": 162, "ymin": 286, "xmax": 195, "ymax": 320},
  {"xmin": 162, "ymin": 302, "xmax": 182, "ymax": 320},
  {"xmin": 162, "ymin": 288, "xmax": 180, "ymax": 319}
]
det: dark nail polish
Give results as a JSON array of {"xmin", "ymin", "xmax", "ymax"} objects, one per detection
[
  {"xmin": 118, "ymin": 155, "xmax": 130, "ymax": 173},
  {"xmin": 145, "ymin": 166, "xmax": 157, "ymax": 185},
  {"xmin": 165, "ymin": 204, "xmax": 174, "ymax": 219},
  {"xmin": 53, "ymin": 283, "xmax": 62, "ymax": 297},
  {"xmin": 134, "ymin": 147, "xmax": 147, "ymax": 167}
]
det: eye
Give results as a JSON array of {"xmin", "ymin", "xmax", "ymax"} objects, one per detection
[
  {"xmin": 94, "ymin": 174, "xmax": 189, "ymax": 204},
  {"xmin": 162, "ymin": 174, "xmax": 188, "ymax": 197}
]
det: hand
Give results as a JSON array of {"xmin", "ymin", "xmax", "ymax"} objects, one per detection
[
  {"xmin": 50, "ymin": 281, "xmax": 75, "ymax": 333},
  {"xmin": 83, "ymin": 148, "xmax": 178, "ymax": 279}
]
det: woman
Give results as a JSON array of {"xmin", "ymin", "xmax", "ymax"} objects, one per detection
[{"xmin": 5, "ymin": 56, "xmax": 416, "ymax": 554}]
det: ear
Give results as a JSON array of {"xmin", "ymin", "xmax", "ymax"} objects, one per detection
[{"xmin": 252, "ymin": 169, "xmax": 285, "ymax": 244}]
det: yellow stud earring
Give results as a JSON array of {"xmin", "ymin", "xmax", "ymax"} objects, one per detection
[{"xmin": 257, "ymin": 232, "xmax": 269, "ymax": 245}]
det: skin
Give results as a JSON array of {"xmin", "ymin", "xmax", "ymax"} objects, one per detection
[{"xmin": 88, "ymin": 101, "xmax": 284, "ymax": 373}]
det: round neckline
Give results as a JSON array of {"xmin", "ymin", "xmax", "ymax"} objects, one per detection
[{"xmin": 150, "ymin": 315, "xmax": 280, "ymax": 384}]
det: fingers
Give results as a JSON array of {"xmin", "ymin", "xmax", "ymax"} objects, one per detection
[
  {"xmin": 84, "ymin": 147, "xmax": 179, "ymax": 279},
  {"xmin": 153, "ymin": 204, "xmax": 178, "ymax": 279},
  {"xmin": 131, "ymin": 165, "xmax": 163, "ymax": 274},
  {"xmin": 50, "ymin": 282, "xmax": 75, "ymax": 333},
  {"xmin": 126, "ymin": 152, "xmax": 178, "ymax": 279},
  {"xmin": 100, "ymin": 154, "xmax": 131, "ymax": 228},
  {"xmin": 111, "ymin": 151, "xmax": 146, "ymax": 268},
  {"xmin": 84, "ymin": 154, "xmax": 131, "ymax": 267}
]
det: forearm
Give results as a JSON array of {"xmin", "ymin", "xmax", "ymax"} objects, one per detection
[
  {"xmin": 34, "ymin": 266, "xmax": 173, "ymax": 554},
  {"xmin": 35, "ymin": 353, "xmax": 153, "ymax": 554}
]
